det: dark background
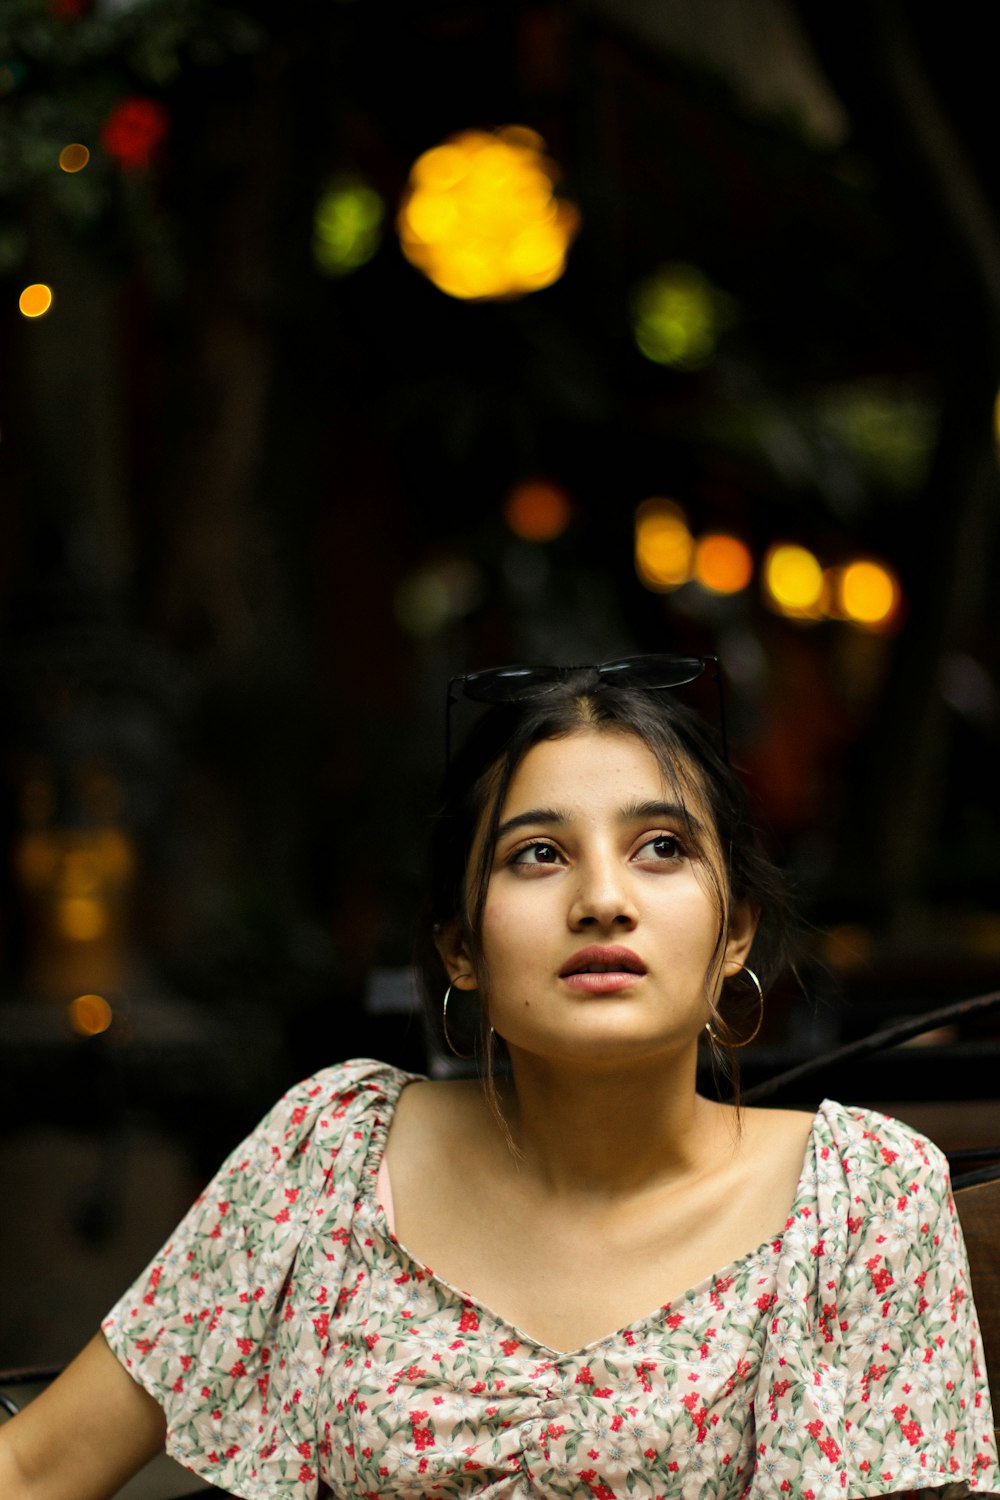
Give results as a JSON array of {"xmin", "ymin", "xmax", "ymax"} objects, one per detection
[{"xmin": 1, "ymin": 0, "xmax": 999, "ymax": 1366}]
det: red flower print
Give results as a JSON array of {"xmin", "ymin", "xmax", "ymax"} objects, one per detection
[
  {"xmin": 458, "ymin": 1304, "xmax": 479, "ymax": 1332},
  {"xmin": 575, "ymin": 1367, "xmax": 594, "ymax": 1386}
]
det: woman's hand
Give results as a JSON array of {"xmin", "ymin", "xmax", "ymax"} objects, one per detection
[{"xmin": 0, "ymin": 1333, "xmax": 166, "ymax": 1500}]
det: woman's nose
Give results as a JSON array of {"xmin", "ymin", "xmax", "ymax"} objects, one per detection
[{"xmin": 568, "ymin": 855, "xmax": 638, "ymax": 930}]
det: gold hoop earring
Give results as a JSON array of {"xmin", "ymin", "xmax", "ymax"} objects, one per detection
[
  {"xmin": 442, "ymin": 982, "xmax": 477, "ymax": 1059},
  {"xmin": 704, "ymin": 966, "xmax": 764, "ymax": 1049}
]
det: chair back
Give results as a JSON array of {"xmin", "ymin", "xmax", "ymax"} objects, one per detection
[{"xmin": 955, "ymin": 1175, "xmax": 1000, "ymax": 1429}]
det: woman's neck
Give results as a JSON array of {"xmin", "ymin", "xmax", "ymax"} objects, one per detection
[{"xmin": 497, "ymin": 1045, "xmax": 731, "ymax": 1202}]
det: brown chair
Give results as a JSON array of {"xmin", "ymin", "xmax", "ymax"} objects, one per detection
[{"xmin": 955, "ymin": 1174, "xmax": 1000, "ymax": 1430}]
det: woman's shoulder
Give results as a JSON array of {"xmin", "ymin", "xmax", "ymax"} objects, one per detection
[
  {"xmin": 812, "ymin": 1097, "xmax": 949, "ymax": 1178},
  {"xmin": 219, "ymin": 1057, "xmax": 424, "ymax": 1182},
  {"xmin": 276, "ymin": 1055, "xmax": 422, "ymax": 1114}
]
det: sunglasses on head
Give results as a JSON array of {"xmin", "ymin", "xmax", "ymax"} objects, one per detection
[{"xmin": 445, "ymin": 653, "xmax": 726, "ymax": 767}]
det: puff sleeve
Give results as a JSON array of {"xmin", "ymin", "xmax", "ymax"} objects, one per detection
[
  {"xmin": 752, "ymin": 1102, "xmax": 999, "ymax": 1499},
  {"xmin": 102, "ymin": 1058, "xmax": 409, "ymax": 1500}
]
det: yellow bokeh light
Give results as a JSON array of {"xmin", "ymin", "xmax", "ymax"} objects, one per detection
[
  {"xmin": 57, "ymin": 896, "xmax": 106, "ymax": 942},
  {"xmin": 632, "ymin": 264, "xmax": 736, "ymax": 370},
  {"xmin": 59, "ymin": 143, "xmax": 90, "ymax": 173},
  {"xmin": 635, "ymin": 499, "xmax": 694, "ymax": 591},
  {"xmin": 313, "ymin": 178, "xmax": 384, "ymax": 275},
  {"xmin": 19, "ymin": 283, "xmax": 53, "ymax": 318},
  {"xmin": 694, "ymin": 534, "xmax": 753, "ymax": 594},
  {"xmin": 763, "ymin": 543, "xmax": 824, "ymax": 617},
  {"xmin": 504, "ymin": 479, "xmax": 571, "ymax": 542},
  {"xmin": 838, "ymin": 559, "xmax": 900, "ymax": 629},
  {"xmin": 68, "ymin": 993, "xmax": 113, "ymax": 1036},
  {"xmin": 397, "ymin": 126, "xmax": 580, "ymax": 301}
]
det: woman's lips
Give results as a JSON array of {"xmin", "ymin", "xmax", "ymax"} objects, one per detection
[
  {"xmin": 559, "ymin": 945, "xmax": 647, "ymax": 993},
  {"xmin": 561, "ymin": 970, "xmax": 646, "ymax": 993}
]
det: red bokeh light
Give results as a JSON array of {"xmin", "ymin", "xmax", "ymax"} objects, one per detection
[{"xmin": 101, "ymin": 97, "xmax": 170, "ymax": 172}]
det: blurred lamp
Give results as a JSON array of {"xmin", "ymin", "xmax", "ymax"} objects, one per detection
[
  {"xmin": 503, "ymin": 479, "xmax": 571, "ymax": 542},
  {"xmin": 314, "ymin": 178, "xmax": 384, "ymax": 275},
  {"xmin": 19, "ymin": 283, "xmax": 53, "ymax": 318},
  {"xmin": 836, "ymin": 559, "xmax": 900, "ymax": 630},
  {"xmin": 632, "ymin": 263, "xmax": 736, "ymax": 370},
  {"xmin": 59, "ymin": 143, "xmax": 90, "ymax": 173},
  {"xmin": 635, "ymin": 499, "xmax": 693, "ymax": 591},
  {"xmin": 763, "ymin": 543, "xmax": 824, "ymax": 618},
  {"xmin": 68, "ymin": 993, "xmax": 113, "ymax": 1036},
  {"xmin": 397, "ymin": 126, "xmax": 580, "ymax": 300},
  {"xmin": 693, "ymin": 534, "xmax": 753, "ymax": 595}
]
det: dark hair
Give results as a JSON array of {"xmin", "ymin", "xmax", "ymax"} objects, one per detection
[{"xmin": 419, "ymin": 669, "xmax": 790, "ymax": 1096}]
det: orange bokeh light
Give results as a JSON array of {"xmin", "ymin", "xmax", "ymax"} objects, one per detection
[
  {"xmin": 19, "ymin": 283, "xmax": 53, "ymax": 318},
  {"xmin": 837, "ymin": 559, "xmax": 900, "ymax": 630},
  {"xmin": 634, "ymin": 499, "xmax": 693, "ymax": 591},
  {"xmin": 503, "ymin": 479, "xmax": 572, "ymax": 542},
  {"xmin": 694, "ymin": 534, "xmax": 753, "ymax": 594},
  {"xmin": 68, "ymin": 993, "xmax": 113, "ymax": 1036},
  {"xmin": 59, "ymin": 143, "xmax": 90, "ymax": 173}
]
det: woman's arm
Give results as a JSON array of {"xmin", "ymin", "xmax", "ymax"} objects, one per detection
[{"xmin": 0, "ymin": 1333, "xmax": 166, "ymax": 1500}]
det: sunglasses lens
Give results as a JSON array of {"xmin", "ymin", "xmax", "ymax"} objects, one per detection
[
  {"xmin": 459, "ymin": 665, "xmax": 566, "ymax": 703},
  {"xmin": 599, "ymin": 655, "xmax": 708, "ymax": 689}
]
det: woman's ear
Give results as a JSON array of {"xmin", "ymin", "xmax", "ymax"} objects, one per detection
[
  {"xmin": 433, "ymin": 919, "xmax": 477, "ymax": 989},
  {"xmin": 722, "ymin": 901, "xmax": 759, "ymax": 980}
]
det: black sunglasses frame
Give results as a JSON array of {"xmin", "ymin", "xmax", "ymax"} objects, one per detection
[{"xmin": 445, "ymin": 654, "xmax": 727, "ymax": 769}]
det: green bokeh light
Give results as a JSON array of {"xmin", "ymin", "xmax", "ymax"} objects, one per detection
[
  {"xmin": 631, "ymin": 263, "xmax": 736, "ymax": 371},
  {"xmin": 313, "ymin": 178, "xmax": 384, "ymax": 276}
]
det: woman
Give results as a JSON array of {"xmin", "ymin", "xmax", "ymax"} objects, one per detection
[{"xmin": 1, "ymin": 657, "xmax": 996, "ymax": 1500}]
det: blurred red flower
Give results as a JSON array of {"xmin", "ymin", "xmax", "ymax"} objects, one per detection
[{"xmin": 101, "ymin": 97, "xmax": 170, "ymax": 171}]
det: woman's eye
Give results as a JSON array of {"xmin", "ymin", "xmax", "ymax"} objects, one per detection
[
  {"xmin": 509, "ymin": 841, "xmax": 562, "ymax": 866},
  {"xmin": 636, "ymin": 833, "xmax": 685, "ymax": 862}
]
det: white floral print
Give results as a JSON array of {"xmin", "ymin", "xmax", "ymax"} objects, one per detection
[{"xmin": 103, "ymin": 1060, "xmax": 998, "ymax": 1499}]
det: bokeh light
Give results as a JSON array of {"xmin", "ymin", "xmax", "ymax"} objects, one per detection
[
  {"xmin": 100, "ymin": 96, "xmax": 169, "ymax": 172},
  {"xmin": 837, "ymin": 559, "xmax": 900, "ymax": 630},
  {"xmin": 59, "ymin": 143, "xmax": 90, "ymax": 173},
  {"xmin": 313, "ymin": 178, "xmax": 384, "ymax": 275},
  {"xmin": 397, "ymin": 125, "xmax": 580, "ymax": 301},
  {"xmin": 631, "ymin": 263, "xmax": 736, "ymax": 370},
  {"xmin": 763, "ymin": 543, "xmax": 824, "ymax": 618},
  {"xmin": 394, "ymin": 558, "xmax": 485, "ymax": 637},
  {"xmin": 19, "ymin": 283, "xmax": 53, "ymax": 318},
  {"xmin": 68, "ymin": 993, "xmax": 113, "ymax": 1036},
  {"xmin": 503, "ymin": 478, "xmax": 571, "ymax": 542},
  {"xmin": 57, "ymin": 896, "xmax": 106, "ymax": 942},
  {"xmin": 693, "ymin": 533, "xmax": 753, "ymax": 594},
  {"xmin": 819, "ymin": 382, "xmax": 936, "ymax": 493},
  {"xmin": 635, "ymin": 499, "xmax": 694, "ymax": 591}
]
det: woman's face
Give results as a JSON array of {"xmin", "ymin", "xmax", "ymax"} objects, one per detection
[{"xmin": 440, "ymin": 728, "xmax": 755, "ymax": 1071}]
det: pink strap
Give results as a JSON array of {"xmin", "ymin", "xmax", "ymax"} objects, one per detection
[{"xmin": 376, "ymin": 1154, "xmax": 396, "ymax": 1234}]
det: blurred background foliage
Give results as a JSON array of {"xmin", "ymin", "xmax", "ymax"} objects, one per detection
[{"xmin": 1, "ymin": 0, "xmax": 999, "ymax": 1134}]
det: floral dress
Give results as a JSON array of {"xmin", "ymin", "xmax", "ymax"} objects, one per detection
[{"xmin": 103, "ymin": 1059, "xmax": 999, "ymax": 1500}]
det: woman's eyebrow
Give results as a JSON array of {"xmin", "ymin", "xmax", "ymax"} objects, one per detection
[
  {"xmin": 496, "ymin": 807, "xmax": 565, "ymax": 841},
  {"xmin": 622, "ymin": 799, "xmax": 704, "ymax": 833},
  {"xmin": 496, "ymin": 800, "xmax": 703, "ymax": 842}
]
